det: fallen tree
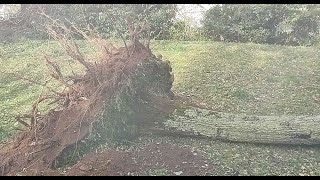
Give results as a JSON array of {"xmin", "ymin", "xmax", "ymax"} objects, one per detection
[
  {"xmin": 162, "ymin": 107, "xmax": 320, "ymax": 145},
  {"xmin": 0, "ymin": 16, "xmax": 175, "ymax": 175},
  {"xmin": 1, "ymin": 15, "xmax": 320, "ymax": 176}
]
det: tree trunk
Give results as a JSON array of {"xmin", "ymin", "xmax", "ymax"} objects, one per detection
[{"xmin": 162, "ymin": 107, "xmax": 320, "ymax": 145}]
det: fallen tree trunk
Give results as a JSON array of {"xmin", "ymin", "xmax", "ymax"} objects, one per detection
[{"xmin": 162, "ymin": 107, "xmax": 320, "ymax": 145}]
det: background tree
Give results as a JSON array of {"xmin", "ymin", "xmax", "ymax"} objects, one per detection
[
  {"xmin": 202, "ymin": 4, "xmax": 320, "ymax": 46},
  {"xmin": 0, "ymin": 4, "xmax": 177, "ymax": 42}
]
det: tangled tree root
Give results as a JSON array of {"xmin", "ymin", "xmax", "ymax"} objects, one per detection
[{"xmin": 0, "ymin": 17, "xmax": 175, "ymax": 176}]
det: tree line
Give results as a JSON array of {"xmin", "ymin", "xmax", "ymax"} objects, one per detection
[
  {"xmin": 1, "ymin": 4, "xmax": 320, "ymax": 46},
  {"xmin": 203, "ymin": 4, "xmax": 320, "ymax": 46}
]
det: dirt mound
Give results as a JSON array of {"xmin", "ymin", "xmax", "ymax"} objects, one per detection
[
  {"xmin": 66, "ymin": 150, "xmax": 138, "ymax": 176},
  {"xmin": 133, "ymin": 143, "xmax": 215, "ymax": 176},
  {"xmin": 69, "ymin": 143, "xmax": 215, "ymax": 176},
  {"xmin": 29, "ymin": 142, "xmax": 214, "ymax": 176}
]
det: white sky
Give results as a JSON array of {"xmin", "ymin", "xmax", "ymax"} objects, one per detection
[{"xmin": 176, "ymin": 4, "xmax": 216, "ymax": 27}]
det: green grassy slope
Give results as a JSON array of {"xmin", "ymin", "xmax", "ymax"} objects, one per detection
[
  {"xmin": 1, "ymin": 40, "xmax": 320, "ymax": 175},
  {"xmin": 152, "ymin": 41, "xmax": 320, "ymax": 116}
]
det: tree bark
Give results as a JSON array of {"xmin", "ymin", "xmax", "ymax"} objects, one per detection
[{"xmin": 162, "ymin": 107, "xmax": 320, "ymax": 145}]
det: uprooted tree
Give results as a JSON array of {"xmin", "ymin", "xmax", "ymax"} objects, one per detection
[
  {"xmin": 0, "ymin": 13, "xmax": 178, "ymax": 175},
  {"xmin": 1, "ymin": 13, "xmax": 320, "ymax": 176}
]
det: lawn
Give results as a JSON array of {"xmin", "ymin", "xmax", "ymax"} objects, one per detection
[
  {"xmin": 152, "ymin": 41, "xmax": 320, "ymax": 116},
  {"xmin": 1, "ymin": 40, "xmax": 320, "ymax": 175}
]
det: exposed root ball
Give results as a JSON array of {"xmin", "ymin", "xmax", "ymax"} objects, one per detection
[{"xmin": 0, "ymin": 19, "xmax": 174, "ymax": 175}]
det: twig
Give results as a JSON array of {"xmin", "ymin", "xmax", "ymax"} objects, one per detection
[
  {"xmin": 41, "ymin": 14, "xmax": 98, "ymax": 81},
  {"xmin": 30, "ymin": 95, "xmax": 56, "ymax": 128},
  {"xmin": 7, "ymin": 72, "xmax": 61, "ymax": 95},
  {"xmin": 15, "ymin": 116, "xmax": 31, "ymax": 128},
  {"xmin": 109, "ymin": 15, "xmax": 129, "ymax": 56},
  {"xmin": 144, "ymin": 21, "xmax": 151, "ymax": 50},
  {"xmin": 44, "ymin": 56, "xmax": 75, "ymax": 91},
  {"xmin": 28, "ymin": 144, "xmax": 52, "ymax": 157},
  {"xmin": 44, "ymin": 55, "xmax": 63, "ymax": 77}
]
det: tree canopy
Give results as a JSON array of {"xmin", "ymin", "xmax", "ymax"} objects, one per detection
[
  {"xmin": 0, "ymin": 4, "xmax": 177, "ymax": 41},
  {"xmin": 203, "ymin": 4, "xmax": 320, "ymax": 46}
]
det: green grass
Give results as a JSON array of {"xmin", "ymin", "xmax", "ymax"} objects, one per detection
[
  {"xmin": 152, "ymin": 41, "xmax": 320, "ymax": 116},
  {"xmin": 1, "ymin": 39, "xmax": 320, "ymax": 175}
]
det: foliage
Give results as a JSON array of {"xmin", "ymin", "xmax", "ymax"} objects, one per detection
[
  {"xmin": 0, "ymin": 4, "xmax": 177, "ymax": 42},
  {"xmin": 169, "ymin": 20, "xmax": 207, "ymax": 41},
  {"xmin": 202, "ymin": 4, "xmax": 320, "ymax": 46}
]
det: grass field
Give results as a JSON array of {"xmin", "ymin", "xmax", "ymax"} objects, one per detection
[{"xmin": 1, "ymin": 40, "xmax": 320, "ymax": 175}]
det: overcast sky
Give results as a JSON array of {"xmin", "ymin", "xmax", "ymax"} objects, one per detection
[{"xmin": 176, "ymin": 4, "xmax": 216, "ymax": 27}]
